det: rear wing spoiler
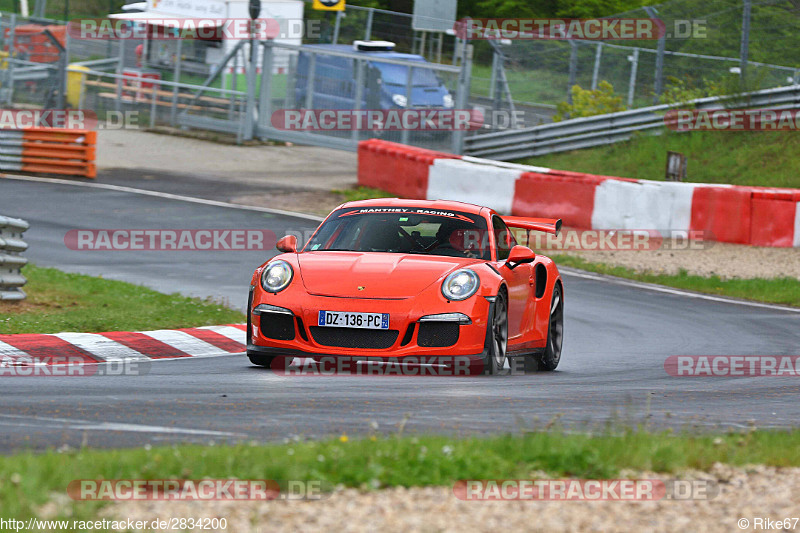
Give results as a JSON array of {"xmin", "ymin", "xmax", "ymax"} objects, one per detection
[{"xmin": 501, "ymin": 216, "xmax": 562, "ymax": 235}]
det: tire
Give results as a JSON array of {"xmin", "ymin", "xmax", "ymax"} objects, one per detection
[
  {"xmin": 481, "ymin": 289, "xmax": 508, "ymax": 375},
  {"xmin": 536, "ymin": 283, "xmax": 564, "ymax": 371},
  {"xmin": 247, "ymin": 353, "xmax": 276, "ymax": 368}
]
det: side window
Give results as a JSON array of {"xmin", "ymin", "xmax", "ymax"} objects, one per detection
[{"xmin": 492, "ymin": 216, "xmax": 516, "ymax": 261}]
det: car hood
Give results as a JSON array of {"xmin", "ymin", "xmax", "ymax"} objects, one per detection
[{"xmin": 297, "ymin": 252, "xmax": 476, "ymax": 298}]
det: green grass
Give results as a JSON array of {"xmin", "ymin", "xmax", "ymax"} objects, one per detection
[
  {"xmin": 519, "ymin": 130, "xmax": 800, "ymax": 189},
  {"xmin": 0, "ymin": 264, "xmax": 244, "ymax": 334},
  {"xmin": 551, "ymin": 254, "xmax": 800, "ymax": 307},
  {"xmin": 471, "ymin": 63, "xmax": 568, "ymax": 105},
  {"xmin": 165, "ymin": 71, "xmax": 288, "ymax": 99},
  {"xmin": 332, "ymin": 185, "xmax": 393, "ymax": 202},
  {"xmin": 4, "ymin": 430, "xmax": 800, "ymax": 520}
]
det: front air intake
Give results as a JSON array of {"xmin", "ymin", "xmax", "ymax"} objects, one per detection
[
  {"xmin": 259, "ymin": 313, "xmax": 296, "ymax": 341},
  {"xmin": 309, "ymin": 327, "xmax": 399, "ymax": 349},
  {"xmin": 417, "ymin": 321, "xmax": 460, "ymax": 347}
]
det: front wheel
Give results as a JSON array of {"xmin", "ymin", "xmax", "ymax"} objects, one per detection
[
  {"xmin": 536, "ymin": 283, "xmax": 564, "ymax": 371},
  {"xmin": 481, "ymin": 290, "xmax": 508, "ymax": 375}
]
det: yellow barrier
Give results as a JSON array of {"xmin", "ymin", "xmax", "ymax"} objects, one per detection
[{"xmin": 67, "ymin": 64, "xmax": 91, "ymax": 109}]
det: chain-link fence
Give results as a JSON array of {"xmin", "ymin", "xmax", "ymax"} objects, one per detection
[
  {"xmin": 73, "ymin": 63, "xmax": 248, "ymax": 135},
  {"xmin": 0, "ymin": 13, "xmax": 67, "ymax": 108},
  {"xmin": 491, "ymin": 0, "xmax": 800, "ymax": 113},
  {"xmin": 255, "ymin": 40, "xmax": 467, "ymax": 152},
  {"xmin": 2, "ymin": 0, "xmax": 798, "ymax": 145},
  {"xmin": 302, "ymin": 4, "xmax": 459, "ymax": 63},
  {"xmin": 302, "ymin": 0, "xmax": 800, "ymax": 130}
]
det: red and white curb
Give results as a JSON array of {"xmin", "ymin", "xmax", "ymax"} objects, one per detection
[{"xmin": 0, "ymin": 324, "xmax": 247, "ymax": 365}]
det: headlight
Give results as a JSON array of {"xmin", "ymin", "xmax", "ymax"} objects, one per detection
[
  {"xmin": 392, "ymin": 93, "xmax": 408, "ymax": 107},
  {"xmin": 441, "ymin": 269, "xmax": 479, "ymax": 301},
  {"xmin": 443, "ymin": 93, "xmax": 454, "ymax": 108},
  {"xmin": 261, "ymin": 260, "xmax": 293, "ymax": 293}
]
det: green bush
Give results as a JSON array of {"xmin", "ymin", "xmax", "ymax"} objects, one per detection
[{"xmin": 553, "ymin": 81, "xmax": 625, "ymax": 121}]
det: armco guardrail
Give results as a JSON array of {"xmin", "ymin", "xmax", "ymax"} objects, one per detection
[
  {"xmin": 0, "ymin": 128, "xmax": 96, "ymax": 178},
  {"xmin": 359, "ymin": 139, "xmax": 800, "ymax": 248},
  {"xmin": 465, "ymin": 85, "xmax": 800, "ymax": 160},
  {"xmin": 0, "ymin": 215, "xmax": 29, "ymax": 301}
]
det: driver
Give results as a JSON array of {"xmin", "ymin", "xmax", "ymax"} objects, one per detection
[
  {"xmin": 359, "ymin": 220, "xmax": 403, "ymax": 251},
  {"xmin": 434, "ymin": 221, "xmax": 482, "ymax": 258}
]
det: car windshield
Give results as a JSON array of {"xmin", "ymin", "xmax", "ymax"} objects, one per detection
[
  {"xmin": 372, "ymin": 62, "xmax": 442, "ymax": 88},
  {"xmin": 304, "ymin": 207, "xmax": 491, "ymax": 260}
]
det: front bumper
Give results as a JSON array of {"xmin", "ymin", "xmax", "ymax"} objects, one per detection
[{"xmin": 249, "ymin": 293, "xmax": 492, "ymax": 358}]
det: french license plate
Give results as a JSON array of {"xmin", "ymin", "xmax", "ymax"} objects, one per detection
[{"xmin": 317, "ymin": 311, "xmax": 389, "ymax": 330}]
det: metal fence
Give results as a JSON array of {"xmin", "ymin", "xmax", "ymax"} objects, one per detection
[
  {"xmin": 72, "ymin": 58, "xmax": 249, "ymax": 140},
  {"xmin": 254, "ymin": 40, "xmax": 469, "ymax": 153},
  {"xmin": 0, "ymin": 215, "xmax": 29, "ymax": 301},
  {"xmin": 66, "ymin": 38, "xmax": 471, "ymax": 150},
  {"xmin": 476, "ymin": 0, "xmax": 800, "ymax": 124},
  {"xmin": 303, "ymin": 4, "xmax": 460, "ymax": 62},
  {"xmin": 323, "ymin": 1, "xmax": 800, "ymax": 131},
  {"xmin": 0, "ymin": 13, "xmax": 68, "ymax": 108},
  {"xmin": 4, "ymin": 0, "xmax": 800, "ymax": 153},
  {"xmin": 464, "ymin": 84, "xmax": 800, "ymax": 160}
]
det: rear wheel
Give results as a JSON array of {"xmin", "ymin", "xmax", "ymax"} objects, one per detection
[
  {"xmin": 536, "ymin": 283, "xmax": 563, "ymax": 371},
  {"xmin": 482, "ymin": 290, "xmax": 508, "ymax": 375}
]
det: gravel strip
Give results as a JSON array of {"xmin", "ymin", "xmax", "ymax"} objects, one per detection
[
  {"xmin": 549, "ymin": 238, "xmax": 800, "ymax": 280},
  {"xmin": 94, "ymin": 464, "xmax": 800, "ymax": 532}
]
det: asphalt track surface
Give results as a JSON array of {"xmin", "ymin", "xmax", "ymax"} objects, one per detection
[{"xmin": 2, "ymin": 176, "xmax": 800, "ymax": 451}]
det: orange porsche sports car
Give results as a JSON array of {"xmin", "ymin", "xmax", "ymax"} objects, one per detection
[{"xmin": 246, "ymin": 199, "xmax": 564, "ymax": 375}]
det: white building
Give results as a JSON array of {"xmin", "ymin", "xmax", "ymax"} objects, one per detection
[{"xmin": 110, "ymin": 0, "xmax": 303, "ymax": 77}]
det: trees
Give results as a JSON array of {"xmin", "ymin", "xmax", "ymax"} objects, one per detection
[{"xmin": 346, "ymin": 0, "xmax": 659, "ymax": 19}]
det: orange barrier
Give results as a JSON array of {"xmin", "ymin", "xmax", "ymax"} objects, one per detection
[
  {"xmin": 0, "ymin": 128, "xmax": 96, "ymax": 178},
  {"xmin": 3, "ymin": 24, "xmax": 66, "ymax": 63}
]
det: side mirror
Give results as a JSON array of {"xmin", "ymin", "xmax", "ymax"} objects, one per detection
[
  {"xmin": 505, "ymin": 245, "xmax": 535, "ymax": 269},
  {"xmin": 276, "ymin": 235, "xmax": 298, "ymax": 253}
]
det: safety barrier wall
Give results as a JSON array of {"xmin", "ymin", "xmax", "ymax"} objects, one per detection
[
  {"xmin": 357, "ymin": 139, "xmax": 800, "ymax": 248},
  {"xmin": 357, "ymin": 140, "xmax": 461, "ymax": 199},
  {"xmin": 0, "ymin": 215, "xmax": 29, "ymax": 301},
  {"xmin": 0, "ymin": 128, "xmax": 96, "ymax": 178}
]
